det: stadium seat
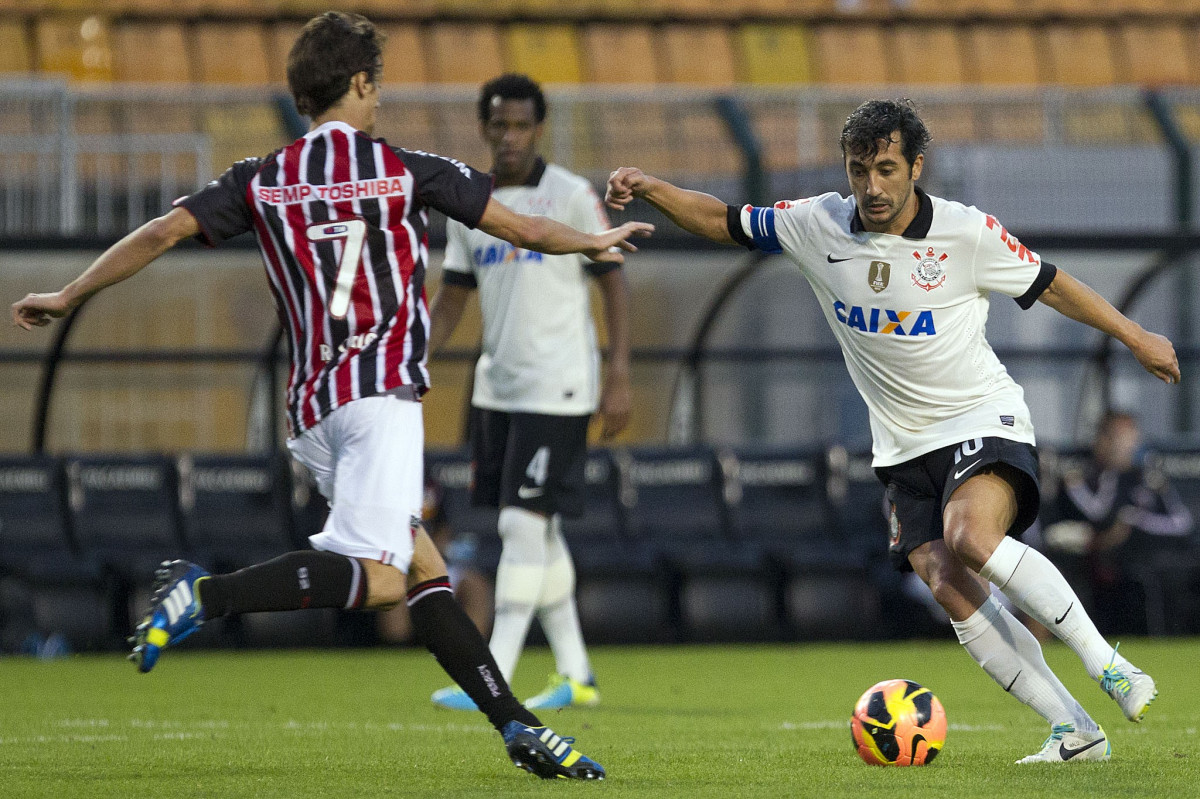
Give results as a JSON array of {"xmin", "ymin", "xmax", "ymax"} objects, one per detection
[
  {"xmin": 505, "ymin": 24, "xmax": 584, "ymax": 84},
  {"xmin": 728, "ymin": 445, "xmax": 876, "ymax": 639},
  {"xmin": 621, "ymin": 445, "xmax": 779, "ymax": 642},
  {"xmin": 177, "ymin": 453, "xmax": 296, "ymax": 572},
  {"xmin": 811, "ymin": 446, "xmax": 884, "ymax": 639},
  {"xmin": 580, "ymin": 23, "xmax": 661, "ymax": 83},
  {"xmin": 0, "ymin": 20, "xmax": 32, "ymax": 75},
  {"xmin": 192, "ymin": 22, "xmax": 272, "ymax": 85},
  {"xmin": 427, "ymin": 23, "xmax": 505, "ymax": 83},
  {"xmin": 0, "ymin": 456, "xmax": 84, "ymax": 575},
  {"xmin": 110, "ymin": 21, "xmax": 191, "ymax": 84},
  {"xmin": 810, "ymin": 24, "xmax": 893, "ymax": 85},
  {"xmin": 1117, "ymin": 22, "xmax": 1194, "ymax": 86},
  {"xmin": 378, "ymin": 22, "xmax": 429, "ymax": 86},
  {"xmin": 956, "ymin": 25, "xmax": 1049, "ymax": 143},
  {"xmin": 0, "ymin": 454, "xmax": 153, "ymax": 652},
  {"xmin": 892, "ymin": 25, "xmax": 966, "ymax": 86},
  {"xmin": 1042, "ymin": 25, "xmax": 1119, "ymax": 87},
  {"xmin": 723, "ymin": 445, "xmax": 827, "ymax": 545},
  {"xmin": 578, "ymin": 25, "xmax": 672, "ymax": 172},
  {"xmin": 267, "ymin": 21, "xmax": 304, "ymax": 86},
  {"xmin": 561, "ymin": 449, "xmax": 671, "ymax": 643},
  {"xmin": 660, "ymin": 24, "xmax": 737, "ymax": 86},
  {"xmin": 66, "ymin": 454, "xmax": 184, "ymax": 581},
  {"xmin": 34, "ymin": 14, "xmax": 114, "ymax": 83},
  {"xmin": 736, "ymin": 23, "xmax": 814, "ymax": 85},
  {"xmin": 961, "ymin": 25, "xmax": 1043, "ymax": 87}
]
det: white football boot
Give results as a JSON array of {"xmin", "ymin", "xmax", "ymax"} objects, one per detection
[
  {"xmin": 1099, "ymin": 644, "xmax": 1158, "ymax": 722},
  {"xmin": 1016, "ymin": 723, "xmax": 1110, "ymax": 765}
]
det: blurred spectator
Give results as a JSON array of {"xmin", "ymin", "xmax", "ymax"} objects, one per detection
[
  {"xmin": 377, "ymin": 482, "xmax": 493, "ymax": 644},
  {"xmin": 1046, "ymin": 411, "xmax": 1195, "ymax": 634}
]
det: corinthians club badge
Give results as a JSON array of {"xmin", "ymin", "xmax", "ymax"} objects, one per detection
[
  {"xmin": 868, "ymin": 260, "xmax": 890, "ymax": 293},
  {"xmin": 911, "ymin": 247, "xmax": 948, "ymax": 292}
]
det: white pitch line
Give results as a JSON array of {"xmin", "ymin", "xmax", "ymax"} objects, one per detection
[{"xmin": 778, "ymin": 720, "xmax": 1005, "ymax": 732}]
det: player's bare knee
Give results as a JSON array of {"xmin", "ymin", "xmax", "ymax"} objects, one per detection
[
  {"xmin": 407, "ymin": 527, "xmax": 449, "ymax": 588},
  {"xmin": 357, "ymin": 558, "xmax": 407, "ymax": 609}
]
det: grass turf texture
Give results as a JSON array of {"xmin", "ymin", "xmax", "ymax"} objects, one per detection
[{"xmin": 1, "ymin": 639, "xmax": 1195, "ymax": 798}]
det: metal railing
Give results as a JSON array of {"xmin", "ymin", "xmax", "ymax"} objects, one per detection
[{"xmin": 0, "ymin": 80, "xmax": 1185, "ymax": 238}]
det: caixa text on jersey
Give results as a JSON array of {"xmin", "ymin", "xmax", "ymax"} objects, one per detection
[{"xmin": 833, "ymin": 301, "xmax": 937, "ymax": 336}]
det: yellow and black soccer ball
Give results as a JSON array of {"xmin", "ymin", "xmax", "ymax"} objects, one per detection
[{"xmin": 850, "ymin": 679, "xmax": 947, "ymax": 766}]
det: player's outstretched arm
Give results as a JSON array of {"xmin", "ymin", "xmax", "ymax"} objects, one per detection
[
  {"xmin": 1038, "ymin": 266, "xmax": 1180, "ymax": 384},
  {"xmin": 476, "ymin": 197, "xmax": 653, "ymax": 264},
  {"xmin": 606, "ymin": 167, "xmax": 734, "ymax": 245},
  {"xmin": 11, "ymin": 207, "xmax": 200, "ymax": 330}
]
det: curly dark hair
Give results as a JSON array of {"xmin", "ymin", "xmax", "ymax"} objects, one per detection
[
  {"xmin": 839, "ymin": 99, "xmax": 931, "ymax": 168},
  {"xmin": 477, "ymin": 73, "xmax": 546, "ymax": 124},
  {"xmin": 287, "ymin": 12, "xmax": 385, "ymax": 119}
]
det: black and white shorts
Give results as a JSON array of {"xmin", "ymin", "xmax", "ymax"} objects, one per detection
[
  {"xmin": 468, "ymin": 407, "xmax": 590, "ymax": 517},
  {"xmin": 874, "ymin": 436, "xmax": 1041, "ymax": 572}
]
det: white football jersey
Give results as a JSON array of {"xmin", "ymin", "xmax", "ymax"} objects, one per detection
[
  {"xmin": 735, "ymin": 188, "xmax": 1056, "ymax": 467},
  {"xmin": 442, "ymin": 160, "xmax": 613, "ymax": 415}
]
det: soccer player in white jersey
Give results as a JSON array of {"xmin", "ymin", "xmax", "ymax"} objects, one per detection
[
  {"xmin": 11, "ymin": 12, "xmax": 655, "ymax": 781},
  {"xmin": 606, "ymin": 99, "xmax": 1179, "ymax": 764},
  {"xmin": 426, "ymin": 75, "xmax": 625, "ymax": 712}
]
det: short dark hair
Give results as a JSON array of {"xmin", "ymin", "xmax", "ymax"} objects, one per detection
[
  {"xmin": 839, "ymin": 99, "xmax": 931, "ymax": 168},
  {"xmin": 287, "ymin": 12, "xmax": 385, "ymax": 118},
  {"xmin": 477, "ymin": 73, "xmax": 546, "ymax": 124}
]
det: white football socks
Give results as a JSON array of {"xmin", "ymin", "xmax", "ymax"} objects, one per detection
[
  {"xmin": 952, "ymin": 596, "xmax": 1097, "ymax": 732},
  {"xmin": 489, "ymin": 506, "xmax": 549, "ymax": 683},
  {"xmin": 536, "ymin": 514, "xmax": 592, "ymax": 684},
  {"xmin": 981, "ymin": 536, "xmax": 1128, "ymax": 679}
]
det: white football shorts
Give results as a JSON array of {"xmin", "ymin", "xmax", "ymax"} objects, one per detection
[{"xmin": 286, "ymin": 387, "xmax": 423, "ymax": 572}]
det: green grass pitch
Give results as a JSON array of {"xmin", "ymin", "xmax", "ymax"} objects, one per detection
[{"xmin": 1, "ymin": 638, "xmax": 1196, "ymax": 798}]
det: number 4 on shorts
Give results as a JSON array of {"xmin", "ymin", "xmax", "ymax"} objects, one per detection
[{"xmin": 525, "ymin": 446, "xmax": 550, "ymax": 487}]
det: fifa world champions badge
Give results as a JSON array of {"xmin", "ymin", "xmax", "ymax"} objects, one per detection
[{"xmin": 911, "ymin": 248, "xmax": 948, "ymax": 292}]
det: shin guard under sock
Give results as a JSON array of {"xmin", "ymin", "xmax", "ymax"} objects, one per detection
[
  {"xmin": 198, "ymin": 551, "xmax": 365, "ymax": 618},
  {"xmin": 407, "ymin": 577, "xmax": 540, "ymax": 732}
]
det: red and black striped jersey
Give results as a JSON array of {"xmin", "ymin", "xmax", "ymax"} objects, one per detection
[{"xmin": 175, "ymin": 120, "xmax": 493, "ymax": 437}]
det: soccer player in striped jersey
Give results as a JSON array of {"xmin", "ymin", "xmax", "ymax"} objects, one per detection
[
  {"xmin": 12, "ymin": 12, "xmax": 652, "ymax": 781},
  {"xmin": 605, "ymin": 99, "xmax": 1177, "ymax": 764},
  {"xmin": 426, "ymin": 75, "xmax": 624, "ymax": 713}
]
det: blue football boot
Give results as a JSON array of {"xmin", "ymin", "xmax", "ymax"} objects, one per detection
[
  {"xmin": 129, "ymin": 560, "xmax": 210, "ymax": 673},
  {"xmin": 525, "ymin": 674, "xmax": 601, "ymax": 711},
  {"xmin": 501, "ymin": 720, "xmax": 605, "ymax": 780},
  {"xmin": 430, "ymin": 684, "xmax": 479, "ymax": 711}
]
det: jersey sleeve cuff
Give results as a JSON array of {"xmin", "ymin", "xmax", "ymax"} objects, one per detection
[
  {"xmin": 172, "ymin": 200, "xmax": 218, "ymax": 248},
  {"xmin": 462, "ymin": 175, "xmax": 495, "ymax": 230},
  {"xmin": 1014, "ymin": 261, "xmax": 1057, "ymax": 310},
  {"xmin": 440, "ymin": 269, "xmax": 477, "ymax": 289}
]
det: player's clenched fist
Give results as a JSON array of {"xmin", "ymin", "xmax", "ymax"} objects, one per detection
[
  {"xmin": 606, "ymin": 167, "xmax": 650, "ymax": 210},
  {"xmin": 12, "ymin": 292, "xmax": 71, "ymax": 330}
]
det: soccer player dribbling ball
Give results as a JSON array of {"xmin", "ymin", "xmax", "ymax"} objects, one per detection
[
  {"xmin": 606, "ymin": 98, "xmax": 1176, "ymax": 764},
  {"xmin": 12, "ymin": 11, "xmax": 653, "ymax": 781}
]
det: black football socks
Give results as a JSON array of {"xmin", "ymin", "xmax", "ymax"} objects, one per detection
[
  {"xmin": 196, "ymin": 551, "xmax": 365, "ymax": 618},
  {"xmin": 407, "ymin": 577, "xmax": 541, "ymax": 732}
]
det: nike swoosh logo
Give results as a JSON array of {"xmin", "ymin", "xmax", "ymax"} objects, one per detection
[
  {"xmin": 516, "ymin": 485, "xmax": 545, "ymax": 499},
  {"xmin": 1005, "ymin": 670, "xmax": 1021, "ymax": 692},
  {"xmin": 1059, "ymin": 736, "xmax": 1106, "ymax": 760},
  {"xmin": 953, "ymin": 460, "xmax": 982, "ymax": 480},
  {"xmin": 1055, "ymin": 602, "xmax": 1074, "ymax": 625},
  {"xmin": 826, "ymin": 254, "xmax": 853, "ymax": 263}
]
